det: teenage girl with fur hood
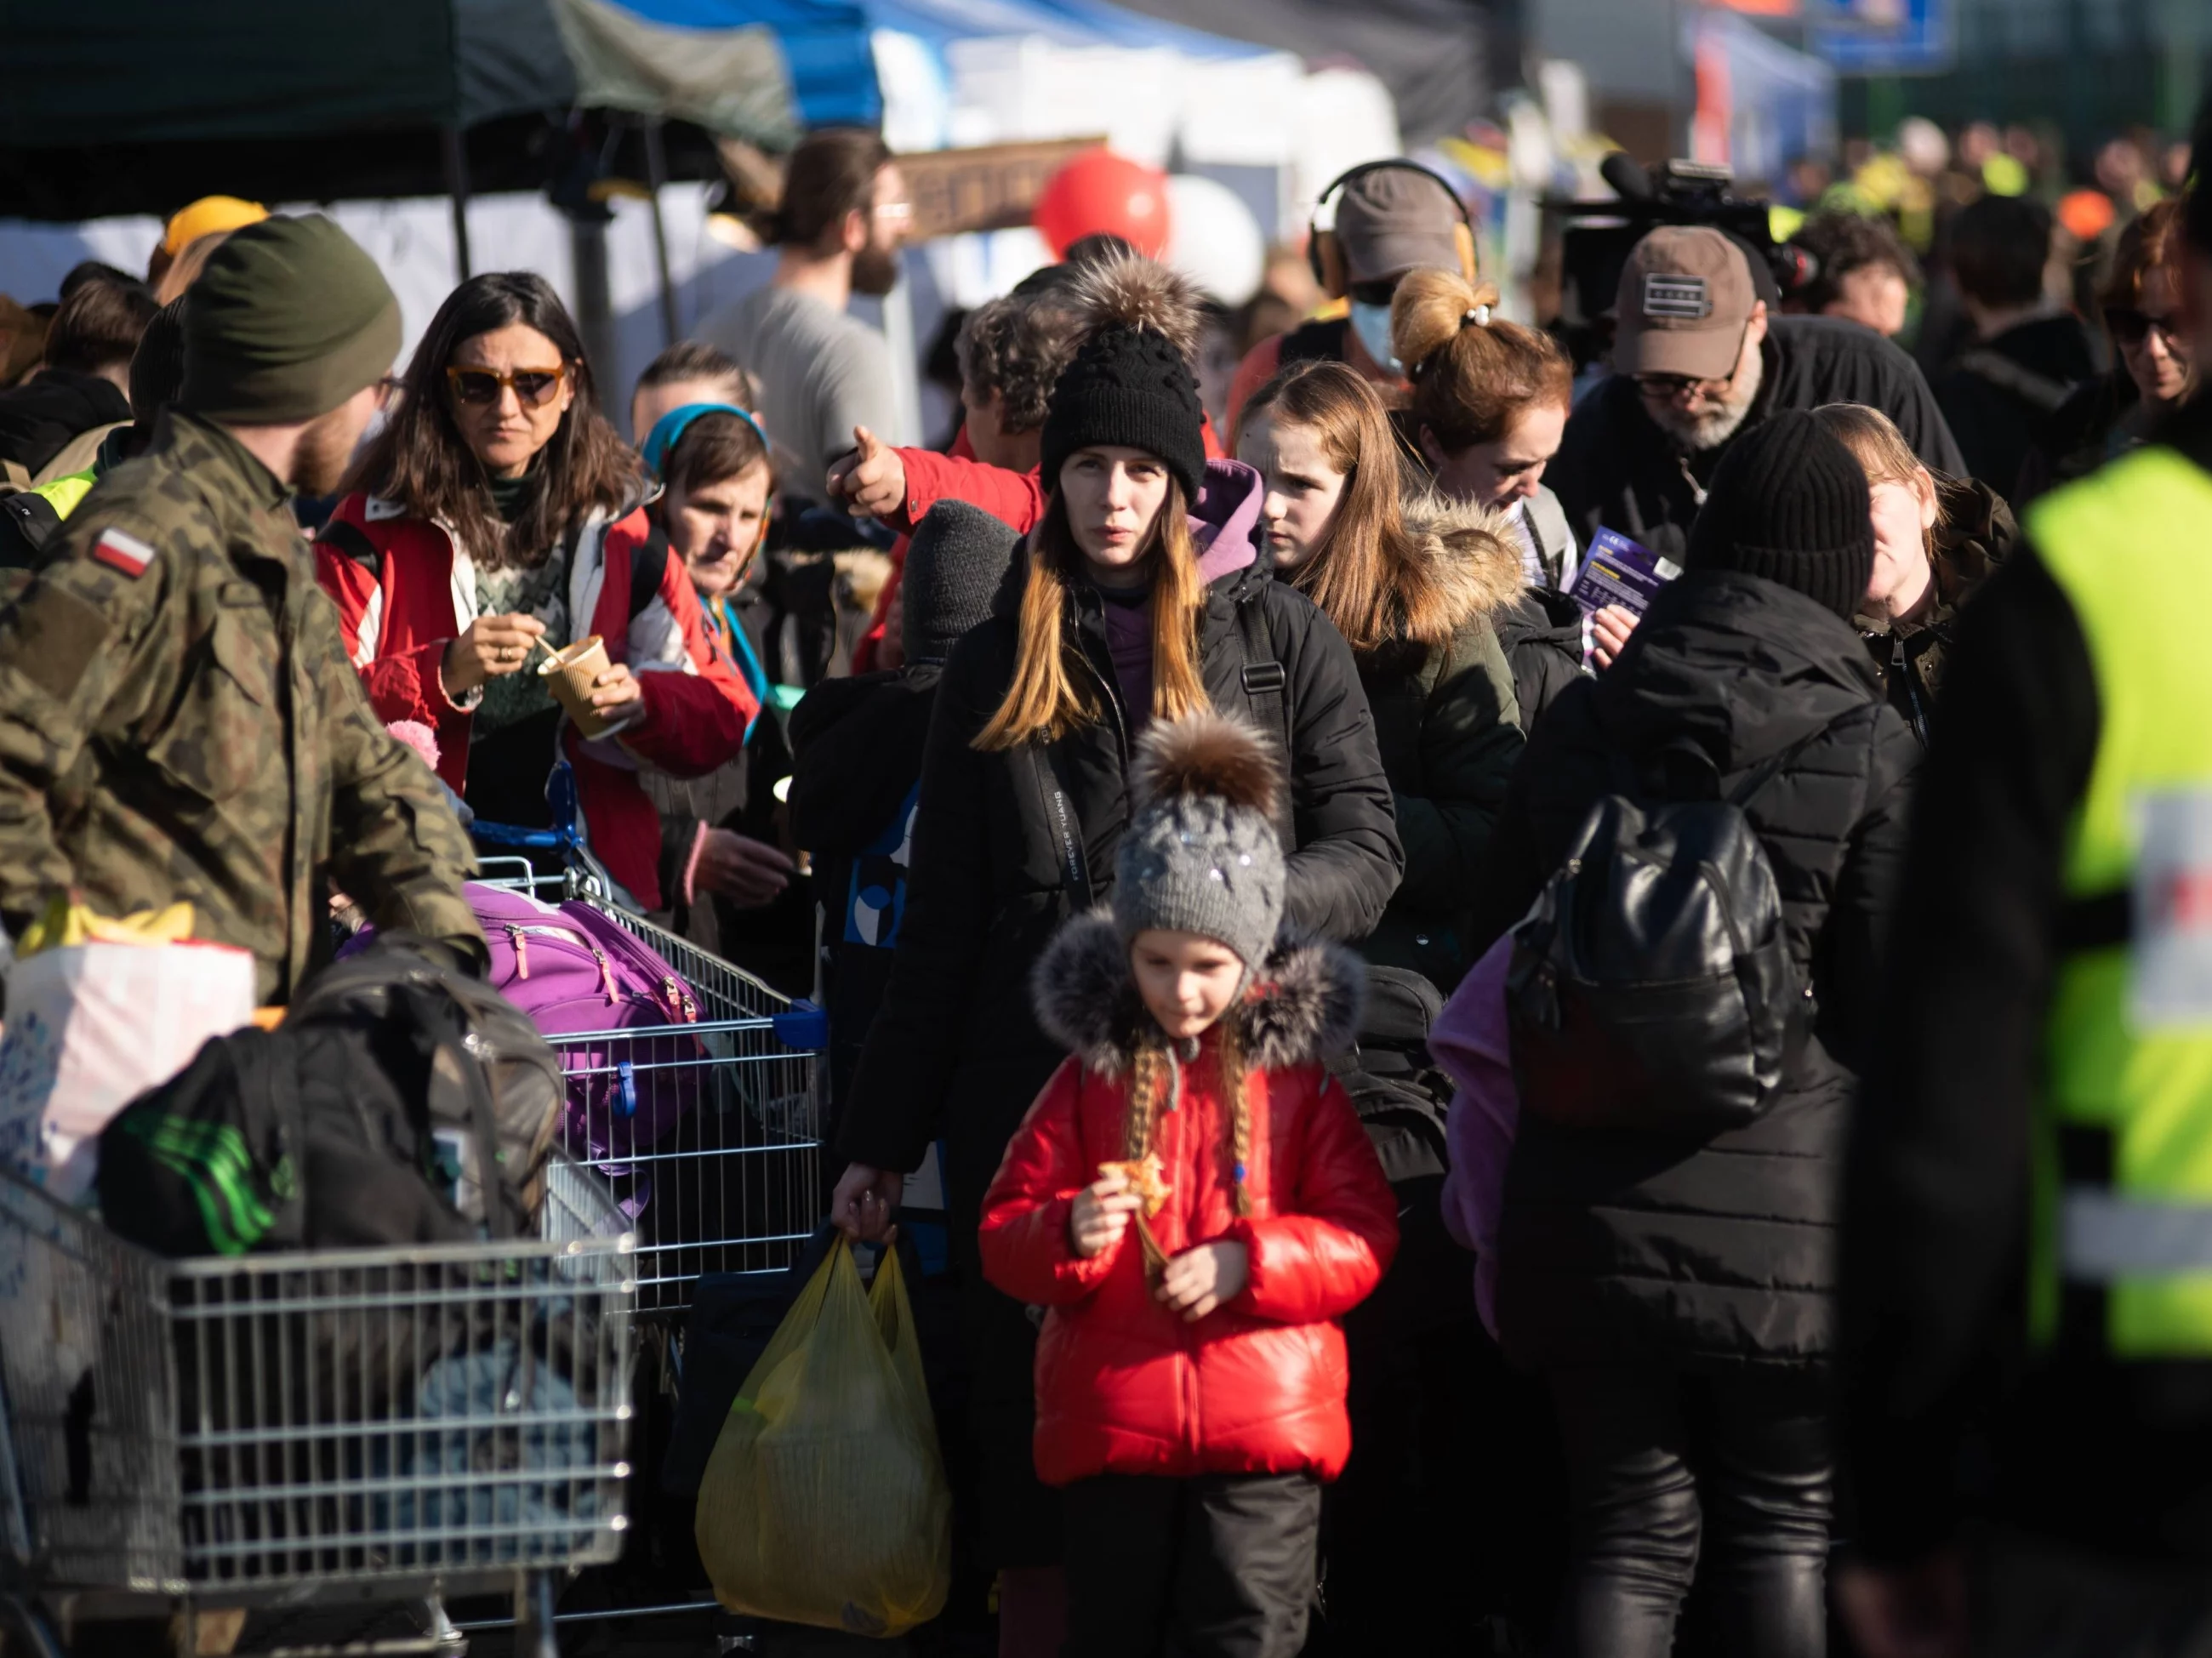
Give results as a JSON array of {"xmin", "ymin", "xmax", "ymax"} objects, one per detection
[
  {"xmin": 1236, "ymin": 357, "xmax": 1526, "ymax": 991},
  {"xmin": 979, "ymin": 711, "xmax": 1398, "ymax": 1658}
]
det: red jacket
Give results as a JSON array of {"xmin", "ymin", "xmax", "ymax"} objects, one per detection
[
  {"xmin": 314, "ymin": 493, "xmax": 756, "ymax": 910},
  {"xmin": 979, "ymin": 920, "xmax": 1395, "ymax": 1485}
]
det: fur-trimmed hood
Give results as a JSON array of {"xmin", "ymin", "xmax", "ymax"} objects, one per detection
[
  {"xmin": 1395, "ymin": 492, "xmax": 1527, "ymax": 640},
  {"xmin": 1032, "ymin": 911, "xmax": 1366, "ymax": 1077}
]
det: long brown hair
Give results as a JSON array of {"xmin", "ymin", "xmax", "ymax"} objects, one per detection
[
  {"xmin": 344, "ymin": 272, "xmax": 635, "ymax": 569},
  {"xmin": 1390, "ymin": 266, "xmax": 1571, "ymax": 453},
  {"xmin": 974, "ymin": 484, "xmax": 1211, "ymax": 749},
  {"xmin": 1240, "ymin": 359, "xmax": 1462, "ymax": 654}
]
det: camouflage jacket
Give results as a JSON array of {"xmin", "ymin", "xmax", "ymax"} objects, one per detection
[{"xmin": 0, "ymin": 413, "xmax": 483, "ymax": 1002}]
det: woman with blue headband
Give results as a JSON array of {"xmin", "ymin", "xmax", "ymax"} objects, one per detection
[{"xmin": 637, "ymin": 402, "xmax": 808, "ymax": 966}]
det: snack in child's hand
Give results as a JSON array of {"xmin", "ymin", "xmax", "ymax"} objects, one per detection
[{"xmin": 1098, "ymin": 1155, "xmax": 1171, "ymax": 1217}]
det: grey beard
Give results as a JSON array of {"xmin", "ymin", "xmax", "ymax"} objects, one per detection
[{"xmin": 1648, "ymin": 349, "xmax": 1765, "ymax": 452}]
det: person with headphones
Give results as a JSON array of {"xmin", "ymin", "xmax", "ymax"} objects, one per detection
[{"xmin": 1224, "ymin": 161, "xmax": 1479, "ymax": 430}]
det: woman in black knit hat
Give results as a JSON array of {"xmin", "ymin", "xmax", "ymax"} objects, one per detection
[
  {"xmin": 1464, "ymin": 409, "xmax": 1922, "ymax": 1657},
  {"xmin": 828, "ymin": 251, "xmax": 1403, "ymax": 1655}
]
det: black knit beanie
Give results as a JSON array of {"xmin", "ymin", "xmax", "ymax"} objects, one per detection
[
  {"xmin": 903, "ymin": 499, "xmax": 1020, "ymax": 665},
  {"xmin": 1683, "ymin": 409, "xmax": 1874, "ymax": 621},
  {"xmin": 1038, "ymin": 324, "xmax": 1208, "ymax": 504}
]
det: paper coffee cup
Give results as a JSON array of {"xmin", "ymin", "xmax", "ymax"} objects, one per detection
[{"xmin": 539, "ymin": 634, "xmax": 618, "ymax": 738}]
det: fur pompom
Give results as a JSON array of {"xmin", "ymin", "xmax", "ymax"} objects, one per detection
[
  {"xmin": 1131, "ymin": 711, "xmax": 1282, "ymax": 819},
  {"xmin": 1067, "ymin": 250, "xmax": 1203, "ymax": 365}
]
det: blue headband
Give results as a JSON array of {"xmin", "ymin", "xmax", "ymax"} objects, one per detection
[{"xmin": 641, "ymin": 402, "xmax": 772, "ymax": 480}]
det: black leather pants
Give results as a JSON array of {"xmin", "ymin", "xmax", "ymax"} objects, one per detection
[{"xmin": 1546, "ymin": 1365, "xmax": 1833, "ymax": 1658}]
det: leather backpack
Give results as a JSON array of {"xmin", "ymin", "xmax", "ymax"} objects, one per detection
[{"xmin": 1505, "ymin": 727, "xmax": 1839, "ymax": 1133}]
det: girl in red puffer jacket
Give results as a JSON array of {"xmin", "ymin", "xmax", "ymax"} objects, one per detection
[{"xmin": 979, "ymin": 712, "xmax": 1397, "ymax": 1658}]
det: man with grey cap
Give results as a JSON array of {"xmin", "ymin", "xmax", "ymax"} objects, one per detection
[
  {"xmin": 0, "ymin": 214, "xmax": 483, "ymax": 1002},
  {"xmin": 1550, "ymin": 223, "xmax": 1964, "ymax": 565},
  {"xmin": 1227, "ymin": 160, "xmax": 1476, "ymax": 426}
]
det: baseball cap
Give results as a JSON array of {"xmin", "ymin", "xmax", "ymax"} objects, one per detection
[
  {"xmin": 1614, "ymin": 225, "xmax": 1758, "ymax": 380},
  {"xmin": 1335, "ymin": 168, "xmax": 1466, "ymax": 285}
]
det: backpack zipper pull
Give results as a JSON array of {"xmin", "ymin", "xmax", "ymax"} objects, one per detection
[
  {"xmin": 507, "ymin": 924, "xmax": 529, "ymax": 980},
  {"xmin": 595, "ymin": 947, "xmax": 617, "ymax": 1003},
  {"xmin": 664, "ymin": 976, "xmax": 698, "ymax": 1022}
]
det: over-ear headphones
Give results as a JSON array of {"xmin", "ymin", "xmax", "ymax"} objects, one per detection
[{"xmin": 1308, "ymin": 159, "xmax": 1479, "ymax": 299}]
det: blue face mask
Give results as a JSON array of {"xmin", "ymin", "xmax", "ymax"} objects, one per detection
[{"xmin": 1348, "ymin": 300, "xmax": 1401, "ymax": 374}]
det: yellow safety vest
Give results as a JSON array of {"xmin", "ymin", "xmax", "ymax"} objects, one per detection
[{"xmin": 2028, "ymin": 445, "xmax": 2212, "ymax": 1357}]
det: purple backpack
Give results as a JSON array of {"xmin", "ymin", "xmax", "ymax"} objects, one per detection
[{"xmin": 345, "ymin": 884, "xmax": 705, "ymax": 1169}]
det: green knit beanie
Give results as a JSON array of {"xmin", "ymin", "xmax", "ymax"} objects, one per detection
[{"xmin": 180, "ymin": 215, "xmax": 402, "ymax": 423}]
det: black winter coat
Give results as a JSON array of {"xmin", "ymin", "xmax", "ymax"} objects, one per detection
[
  {"xmin": 1355, "ymin": 494, "xmax": 1525, "ymax": 989},
  {"xmin": 838, "ymin": 541, "xmax": 1402, "ymax": 1236},
  {"xmin": 1493, "ymin": 585, "xmax": 1586, "ymax": 737},
  {"xmin": 1549, "ymin": 316, "xmax": 1966, "ymax": 564},
  {"xmin": 1469, "ymin": 569, "xmax": 1919, "ymax": 1370},
  {"xmin": 789, "ymin": 664, "xmax": 940, "ymax": 1120}
]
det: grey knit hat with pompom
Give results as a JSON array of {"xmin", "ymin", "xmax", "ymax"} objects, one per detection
[{"xmin": 1112, "ymin": 712, "xmax": 1286, "ymax": 971}]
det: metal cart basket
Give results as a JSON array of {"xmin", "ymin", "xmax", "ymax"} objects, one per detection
[
  {"xmin": 471, "ymin": 855, "xmax": 825, "ymax": 1320},
  {"xmin": 0, "ymin": 1164, "xmax": 637, "ymax": 1657}
]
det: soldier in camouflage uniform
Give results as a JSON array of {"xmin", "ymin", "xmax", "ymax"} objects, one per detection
[{"xmin": 0, "ymin": 215, "xmax": 483, "ymax": 1003}]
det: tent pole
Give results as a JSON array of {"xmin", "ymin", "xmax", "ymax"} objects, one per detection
[
  {"xmin": 641, "ymin": 117, "xmax": 680, "ymax": 344},
  {"xmin": 443, "ymin": 124, "xmax": 474, "ymax": 282}
]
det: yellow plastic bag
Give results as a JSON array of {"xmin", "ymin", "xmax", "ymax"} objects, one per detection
[{"xmin": 695, "ymin": 1237, "xmax": 951, "ymax": 1638}]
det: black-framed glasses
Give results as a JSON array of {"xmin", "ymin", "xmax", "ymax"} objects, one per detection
[
  {"xmin": 2107, "ymin": 307, "xmax": 2182, "ymax": 350},
  {"xmin": 1633, "ymin": 322, "xmax": 1753, "ymax": 401},
  {"xmin": 447, "ymin": 363, "xmax": 569, "ymax": 407}
]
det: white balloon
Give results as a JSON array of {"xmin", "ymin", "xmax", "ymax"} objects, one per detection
[{"xmin": 1163, "ymin": 174, "xmax": 1266, "ymax": 308}]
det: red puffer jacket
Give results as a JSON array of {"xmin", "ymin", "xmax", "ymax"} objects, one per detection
[
  {"xmin": 314, "ymin": 493, "xmax": 756, "ymax": 910},
  {"xmin": 978, "ymin": 917, "xmax": 1395, "ymax": 1485}
]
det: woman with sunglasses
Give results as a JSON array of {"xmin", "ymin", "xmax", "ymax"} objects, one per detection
[
  {"xmin": 2017, "ymin": 198, "xmax": 2195, "ymax": 506},
  {"xmin": 635, "ymin": 402, "xmax": 808, "ymax": 969},
  {"xmin": 316, "ymin": 272, "xmax": 756, "ymax": 912}
]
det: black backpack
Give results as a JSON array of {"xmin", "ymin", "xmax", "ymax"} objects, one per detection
[
  {"xmin": 1505, "ymin": 729, "xmax": 1837, "ymax": 1132},
  {"xmin": 99, "ymin": 939, "xmax": 562, "ymax": 1255}
]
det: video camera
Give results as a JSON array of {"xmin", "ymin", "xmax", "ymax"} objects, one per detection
[{"xmin": 1554, "ymin": 155, "xmax": 1816, "ymax": 333}]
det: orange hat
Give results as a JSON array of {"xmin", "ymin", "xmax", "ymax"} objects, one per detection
[{"xmin": 162, "ymin": 196, "xmax": 269, "ymax": 257}]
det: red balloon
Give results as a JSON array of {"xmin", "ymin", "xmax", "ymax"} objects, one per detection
[{"xmin": 1032, "ymin": 149, "xmax": 1172, "ymax": 259}]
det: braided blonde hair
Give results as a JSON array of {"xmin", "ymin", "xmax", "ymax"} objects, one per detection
[{"xmin": 1120, "ymin": 1015, "xmax": 1252, "ymax": 1218}]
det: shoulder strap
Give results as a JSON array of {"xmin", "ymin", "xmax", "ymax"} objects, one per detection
[
  {"xmin": 314, "ymin": 516, "xmax": 384, "ymax": 577},
  {"xmin": 1725, "ymin": 708, "xmax": 1864, "ymax": 810},
  {"xmin": 0, "ymin": 489, "xmax": 65, "ymax": 566},
  {"xmin": 629, "ymin": 521, "xmax": 673, "ymax": 620},
  {"xmin": 1029, "ymin": 746, "xmax": 1093, "ymax": 911},
  {"xmin": 1233, "ymin": 596, "xmax": 1293, "ymax": 773},
  {"xmin": 31, "ymin": 421, "xmax": 125, "ymax": 487},
  {"xmin": 1954, "ymin": 349, "xmax": 2074, "ymax": 415}
]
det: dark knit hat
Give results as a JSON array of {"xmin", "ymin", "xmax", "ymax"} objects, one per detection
[
  {"xmin": 128, "ymin": 298, "xmax": 187, "ymax": 420},
  {"xmin": 1113, "ymin": 713, "xmax": 1286, "ymax": 972},
  {"xmin": 904, "ymin": 499, "xmax": 1020, "ymax": 665},
  {"xmin": 1039, "ymin": 253, "xmax": 1208, "ymax": 504},
  {"xmin": 1683, "ymin": 409, "xmax": 1874, "ymax": 621},
  {"xmin": 180, "ymin": 215, "xmax": 402, "ymax": 423}
]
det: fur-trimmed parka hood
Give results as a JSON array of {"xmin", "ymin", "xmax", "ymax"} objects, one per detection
[
  {"xmin": 1395, "ymin": 492, "xmax": 1527, "ymax": 641},
  {"xmin": 1032, "ymin": 910, "xmax": 1366, "ymax": 1076}
]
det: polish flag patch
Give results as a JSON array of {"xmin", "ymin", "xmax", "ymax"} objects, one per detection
[{"xmin": 91, "ymin": 527, "xmax": 154, "ymax": 578}]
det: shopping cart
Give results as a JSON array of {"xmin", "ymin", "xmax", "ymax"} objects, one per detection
[
  {"xmin": 0, "ymin": 1164, "xmax": 637, "ymax": 1658},
  {"xmin": 468, "ymin": 783, "xmax": 826, "ymax": 1320}
]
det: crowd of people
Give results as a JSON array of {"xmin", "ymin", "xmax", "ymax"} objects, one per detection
[{"xmin": 1, "ymin": 112, "xmax": 2209, "ymax": 1657}]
